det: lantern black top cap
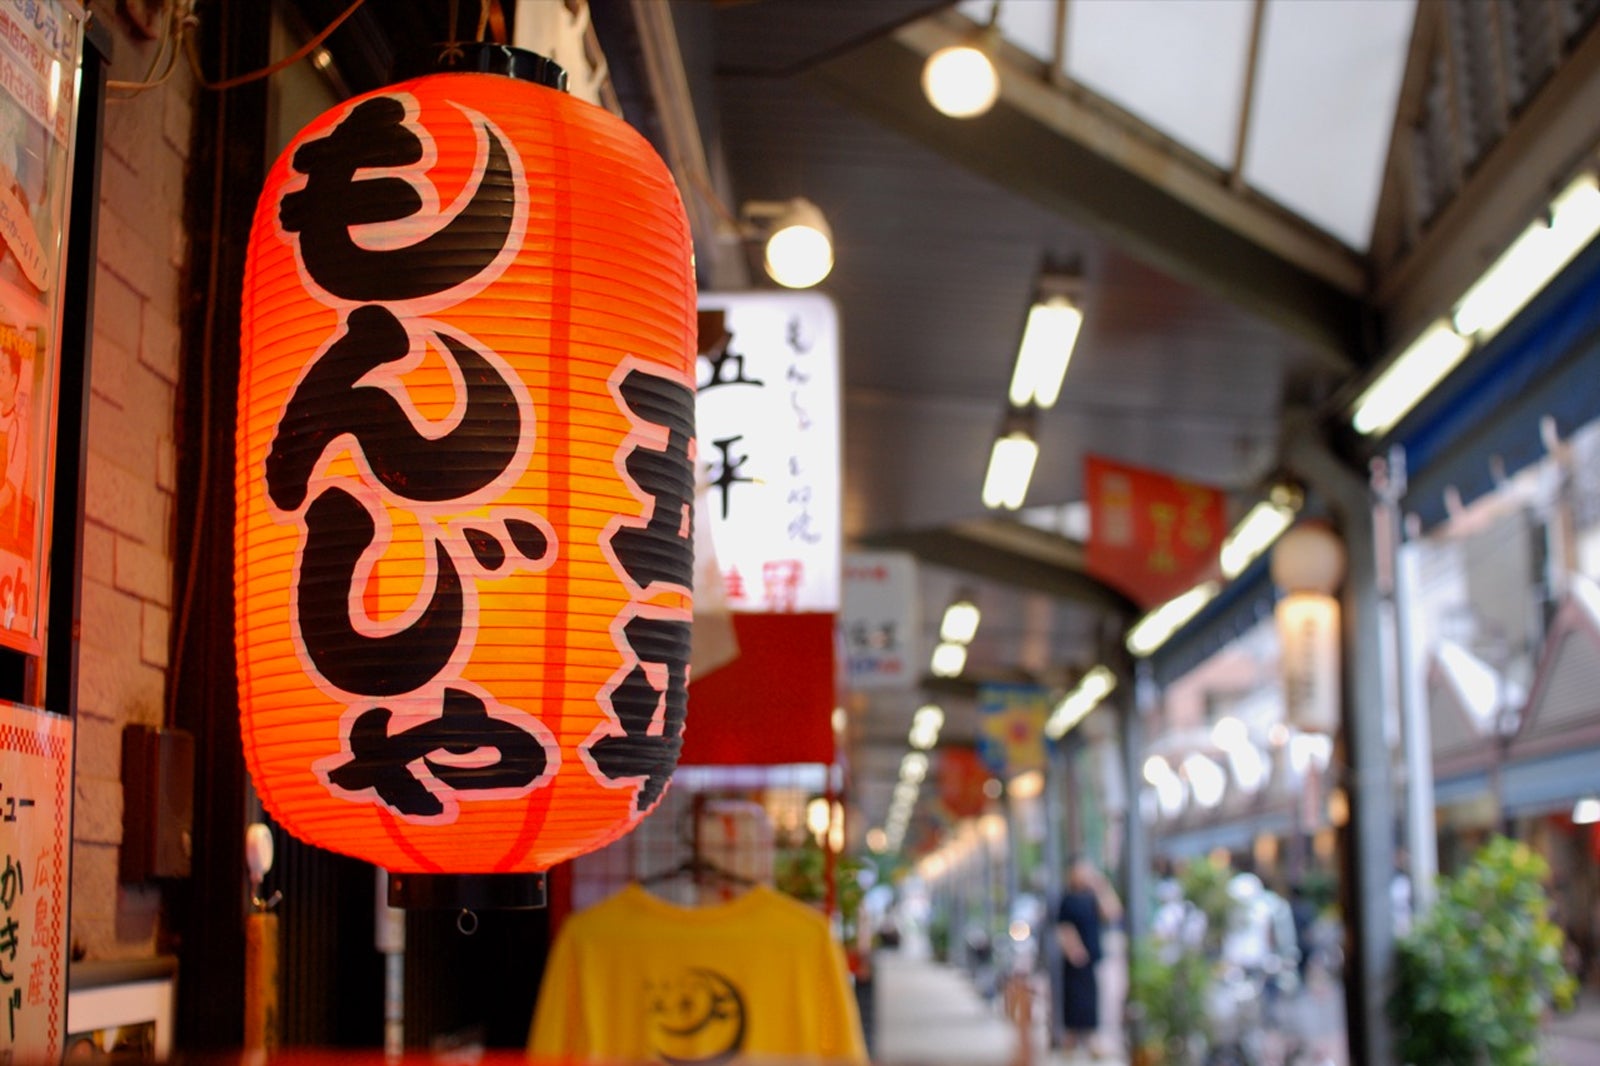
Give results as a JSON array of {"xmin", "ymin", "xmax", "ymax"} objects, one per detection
[{"xmin": 392, "ymin": 43, "xmax": 567, "ymax": 91}]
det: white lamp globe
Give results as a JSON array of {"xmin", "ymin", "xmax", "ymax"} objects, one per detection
[
  {"xmin": 764, "ymin": 221, "xmax": 833, "ymax": 288},
  {"xmin": 922, "ymin": 44, "xmax": 999, "ymax": 119},
  {"xmin": 1271, "ymin": 521, "xmax": 1347, "ymax": 595}
]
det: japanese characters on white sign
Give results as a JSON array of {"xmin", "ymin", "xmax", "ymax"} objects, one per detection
[
  {"xmin": 0, "ymin": 701, "xmax": 72, "ymax": 1062},
  {"xmin": 842, "ymin": 551, "xmax": 917, "ymax": 689},
  {"xmin": 696, "ymin": 292, "xmax": 840, "ymax": 614}
]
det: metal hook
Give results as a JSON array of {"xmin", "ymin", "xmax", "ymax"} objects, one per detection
[{"xmin": 456, "ymin": 908, "xmax": 479, "ymax": 936}]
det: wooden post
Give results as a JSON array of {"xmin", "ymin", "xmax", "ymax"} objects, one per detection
[{"xmin": 244, "ymin": 910, "xmax": 279, "ymax": 1055}]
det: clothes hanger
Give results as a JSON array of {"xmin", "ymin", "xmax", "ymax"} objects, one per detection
[
  {"xmin": 636, "ymin": 853, "xmax": 755, "ymax": 889},
  {"xmin": 636, "ymin": 793, "xmax": 758, "ymax": 893}
]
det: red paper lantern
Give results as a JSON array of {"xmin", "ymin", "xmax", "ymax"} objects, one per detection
[{"xmin": 236, "ymin": 53, "xmax": 695, "ymax": 875}]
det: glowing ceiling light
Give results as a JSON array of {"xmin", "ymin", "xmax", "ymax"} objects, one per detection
[
  {"xmin": 981, "ymin": 427, "xmax": 1038, "ymax": 510},
  {"xmin": 1008, "ymin": 295, "xmax": 1083, "ymax": 409},
  {"xmin": 1352, "ymin": 319, "xmax": 1472, "ymax": 436},
  {"xmin": 1045, "ymin": 665, "xmax": 1117, "ymax": 739},
  {"xmin": 931, "ymin": 641, "xmax": 968, "ymax": 678},
  {"xmin": 1220, "ymin": 496, "xmax": 1297, "ymax": 578},
  {"xmin": 921, "ymin": 40, "xmax": 999, "ymax": 119},
  {"xmin": 940, "ymin": 598, "xmax": 981, "ymax": 644},
  {"xmin": 1126, "ymin": 582, "xmax": 1220, "ymax": 657},
  {"xmin": 1452, "ymin": 173, "xmax": 1600, "ymax": 342}
]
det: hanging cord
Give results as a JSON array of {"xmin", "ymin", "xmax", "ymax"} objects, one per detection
[
  {"xmin": 184, "ymin": 0, "xmax": 367, "ymax": 92},
  {"xmin": 441, "ymin": 0, "xmax": 493, "ymax": 62},
  {"xmin": 107, "ymin": 0, "xmax": 196, "ymax": 94}
]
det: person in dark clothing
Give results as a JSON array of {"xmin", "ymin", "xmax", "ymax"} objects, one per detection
[{"xmin": 1056, "ymin": 856, "xmax": 1123, "ymax": 1058}]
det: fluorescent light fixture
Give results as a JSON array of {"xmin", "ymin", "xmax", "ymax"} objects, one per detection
[
  {"xmin": 940, "ymin": 598, "xmax": 981, "ymax": 644},
  {"xmin": 1289, "ymin": 732, "xmax": 1333, "ymax": 776},
  {"xmin": 1211, "ymin": 715, "xmax": 1249, "ymax": 751},
  {"xmin": 1143, "ymin": 755, "xmax": 1175, "ymax": 785},
  {"xmin": 1126, "ymin": 582, "xmax": 1220, "ymax": 657},
  {"xmin": 1045, "ymin": 664, "xmax": 1117, "ymax": 739},
  {"xmin": 921, "ymin": 40, "xmax": 999, "ymax": 118},
  {"xmin": 900, "ymin": 751, "xmax": 929, "ymax": 783},
  {"xmin": 1225, "ymin": 743, "xmax": 1269, "ymax": 793},
  {"xmin": 1008, "ymin": 295, "xmax": 1084, "ymax": 409},
  {"xmin": 982, "ymin": 428, "xmax": 1038, "ymax": 510},
  {"xmin": 1182, "ymin": 753, "xmax": 1227, "ymax": 809},
  {"xmin": 1351, "ymin": 319, "xmax": 1472, "ymax": 436},
  {"xmin": 909, "ymin": 704, "xmax": 945, "ymax": 750},
  {"xmin": 1220, "ymin": 498, "xmax": 1296, "ymax": 578},
  {"xmin": 1142, "ymin": 756, "xmax": 1186, "ymax": 816},
  {"xmin": 930, "ymin": 641, "xmax": 968, "ymax": 677},
  {"xmin": 1453, "ymin": 173, "xmax": 1600, "ymax": 342},
  {"xmin": 1573, "ymin": 796, "xmax": 1600, "ymax": 825}
]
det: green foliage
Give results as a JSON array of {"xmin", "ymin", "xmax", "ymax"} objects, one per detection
[
  {"xmin": 1127, "ymin": 938, "xmax": 1210, "ymax": 1055},
  {"xmin": 1389, "ymin": 837, "xmax": 1577, "ymax": 1066},
  {"xmin": 928, "ymin": 912, "xmax": 952, "ymax": 961},
  {"xmin": 1177, "ymin": 855, "xmax": 1234, "ymax": 955},
  {"xmin": 773, "ymin": 837, "xmax": 866, "ymax": 934}
]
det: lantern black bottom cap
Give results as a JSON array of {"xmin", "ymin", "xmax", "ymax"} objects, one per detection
[{"xmin": 387, "ymin": 872, "xmax": 547, "ymax": 911}]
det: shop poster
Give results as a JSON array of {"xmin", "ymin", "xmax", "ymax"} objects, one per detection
[
  {"xmin": 0, "ymin": 701, "xmax": 73, "ymax": 1062},
  {"xmin": 0, "ymin": 0, "xmax": 84, "ymax": 657}
]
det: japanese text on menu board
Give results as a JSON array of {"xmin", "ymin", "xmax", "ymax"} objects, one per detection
[
  {"xmin": 696, "ymin": 294, "xmax": 840, "ymax": 614},
  {"xmin": 0, "ymin": 703, "xmax": 71, "ymax": 1064}
]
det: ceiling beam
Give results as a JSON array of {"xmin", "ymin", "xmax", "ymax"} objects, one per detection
[
  {"xmin": 1373, "ymin": 18, "xmax": 1600, "ymax": 350},
  {"xmin": 863, "ymin": 521, "xmax": 1140, "ymax": 620},
  {"xmin": 806, "ymin": 11, "xmax": 1372, "ymax": 363}
]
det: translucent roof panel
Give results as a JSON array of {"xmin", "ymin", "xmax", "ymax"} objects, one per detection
[
  {"xmin": 957, "ymin": 0, "xmax": 1418, "ymax": 252},
  {"xmin": 1064, "ymin": 0, "xmax": 1255, "ymax": 169},
  {"xmin": 1243, "ymin": 0, "xmax": 1416, "ymax": 248}
]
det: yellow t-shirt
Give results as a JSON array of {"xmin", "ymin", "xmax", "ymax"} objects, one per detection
[{"xmin": 528, "ymin": 883, "xmax": 867, "ymax": 1064}]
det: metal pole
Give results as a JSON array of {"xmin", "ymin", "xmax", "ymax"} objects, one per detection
[
  {"xmin": 1285, "ymin": 415, "xmax": 1398, "ymax": 1066},
  {"xmin": 376, "ymin": 869, "xmax": 406, "ymax": 1060},
  {"xmin": 1375, "ymin": 449, "xmax": 1437, "ymax": 917}
]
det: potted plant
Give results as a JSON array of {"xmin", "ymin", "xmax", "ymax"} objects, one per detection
[
  {"xmin": 1126, "ymin": 938, "xmax": 1210, "ymax": 1065},
  {"xmin": 1389, "ymin": 836, "xmax": 1576, "ymax": 1065}
]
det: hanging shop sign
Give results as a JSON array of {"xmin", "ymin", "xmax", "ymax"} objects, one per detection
[
  {"xmin": 841, "ymin": 551, "xmax": 917, "ymax": 690},
  {"xmin": 695, "ymin": 293, "xmax": 840, "ymax": 613},
  {"xmin": 0, "ymin": 702, "xmax": 72, "ymax": 1062},
  {"xmin": 1084, "ymin": 453, "xmax": 1226, "ymax": 609},
  {"xmin": 677, "ymin": 293, "xmax": 840, "ymax": 767},
  {"xmin": 236, "ymin": 55, "xmax": 696, "ymax": 873},
  {"xmin": 0, "ymin": 1, "xmax": 84, "ymax": 657},
  {"xmin": 1276, "ymin": 592, "xmax": 1341, "ymax": 733},
  {"xmin": 977, "ymin": 683, "xmax": 1048, "ymax": 777}
]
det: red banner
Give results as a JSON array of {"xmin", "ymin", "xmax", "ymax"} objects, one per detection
[{"xmin": 1085, "ymin": 454, "xmax": 1226, "ymax": 608}]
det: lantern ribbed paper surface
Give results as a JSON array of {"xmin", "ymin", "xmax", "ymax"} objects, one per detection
[{"xmin": 237, "ymin": 70, "xmax": 695, "ymax": 873}]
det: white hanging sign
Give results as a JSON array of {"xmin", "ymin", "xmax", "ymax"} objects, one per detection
[
  {"xmin": 842, "ymin": 551, "xmax": 917, "ymax": 689},
  {"xmin": 696, "ymin": 292, "xmax": 841, "ymax": 613},
  {"xmin": 1277, "ymin": 592, "xmax": 1341, "ymax": 733}
]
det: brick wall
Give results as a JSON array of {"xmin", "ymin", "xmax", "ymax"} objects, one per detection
[{"xmin": 69, "ymin": 2, "xmax": 195, "ymax": 962}]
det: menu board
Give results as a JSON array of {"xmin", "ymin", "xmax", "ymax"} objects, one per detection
[
  {"xmin": 0, "ymin": 701, "xmax": 72, "ymax": 1062},
  {"xmin": 0, "ymin": 0, "xmax": 84, "ymax": 657}
]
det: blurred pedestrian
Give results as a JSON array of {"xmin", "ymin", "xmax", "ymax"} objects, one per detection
[{"xmin": 1056, "ymin": 856, "xmax": 1123, "ymax": 1058}]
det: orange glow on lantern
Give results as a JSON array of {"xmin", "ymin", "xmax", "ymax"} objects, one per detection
[{"xmin": 237, "ymin": 59, "xmax": 695, "ymax": 875}]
